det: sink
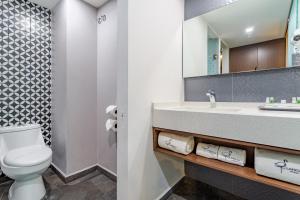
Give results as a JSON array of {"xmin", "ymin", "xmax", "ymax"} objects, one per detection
[
  {"xmin": 197, "ymin": 107, "xmax": 241, "ymax": 112},
  {"xmin": 153, "ymin": 102, "xmax": 300, "ymax": 151},
  {"xmin": 173, "ymin": 106, "xmax": 241, "ymax": 113}
]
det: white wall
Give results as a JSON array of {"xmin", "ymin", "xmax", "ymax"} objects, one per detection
[
  {"xmin": 117, "ymin": 0, "xmax": 185, "ymax": 199},
  {"xmin": 66, "ymin": 0, "xmax": 98, "ymax": 174},
  {"xmin": 117, "ymin": 0, "xmax": 129, "ymax": 198},
  {"xmin": 52, "ymin": 0, "xmax": 98, "ymax": 175},
  {"xmin": 183, "ymin": 16, "xmax": 208, "ymax": 77},
  {"xmin": 52, "ymin": 0, "xmax": 68, "ymax": 173},
  {"xmin": 97, "ymin": 0, "xmax": 118, "ymax": 174}
]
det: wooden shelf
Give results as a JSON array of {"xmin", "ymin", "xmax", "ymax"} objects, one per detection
[
  {"xmin": 153, "ymin": 127, "xmax": 300, "ymax": 156},
  {"xmin": 155, "ymin": 147, "xmax": 300, "ymax": 195},
  {"xmin": 153, "ymin": 127, "xmax": 300, "ymax": 195}
]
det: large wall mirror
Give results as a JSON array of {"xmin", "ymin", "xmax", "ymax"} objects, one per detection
[{"xmin": 183, "ymin": 0, "xmax": 297, "ymax": 78}]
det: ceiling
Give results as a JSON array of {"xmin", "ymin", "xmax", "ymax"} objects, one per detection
[
  {"xmin": 28, "ymin": 0, "xmax": 61, "ymax": 9},
  {"xmin": 201, "ymin": 0, "xmax": 292, "ymax": 48},
  {"xmin": 82, "ymin": 0, "xmax": 109, "ymax": 8}
]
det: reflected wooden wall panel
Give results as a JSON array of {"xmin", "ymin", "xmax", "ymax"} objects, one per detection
[
  {"xmin": 229, "ymin": 45, "xmax": 258, "ymax": 73},
  {"xmin": 229, "ymin": 38, "xmax": 286, "ymax": 73},
  {"xmin": 257, "ymin": 38, "xmax": 286, "ymax": 70}
]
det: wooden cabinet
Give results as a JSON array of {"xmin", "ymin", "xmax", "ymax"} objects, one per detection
[
  {"xmin": 230, "ymin": 45, "xmax": 258, "ymax": 73},
  {"xmin": 257, "ymin": 39, "xmax": 286, "ymax": 70},
  {"xmin": 229, "ymin": 38, "xmax": 286, "ymax": 73}
]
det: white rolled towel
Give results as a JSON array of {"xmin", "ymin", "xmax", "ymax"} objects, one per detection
[
  {"xmin": 255, "ymin": 148, "xmax": 300, "ymax": 186},
  {"xmin": 106, "ymin": 105, "xmax": 117, "ymax": 118},
  {"xmin": 217, "ymin": 146, "xmax": 246, "ymax": 166},
  {"xmin": 106, "ymin": 119, "xmax": 117, "ymax": 132},
  {"xmin": 158, "ymin": 132, "xmax": 194, "ymax": 155},
  {"xmin": 196, "ymin": 142, "xmax": 219, "ymax": 159}
]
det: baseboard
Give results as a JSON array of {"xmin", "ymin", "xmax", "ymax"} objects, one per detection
[
  {"xmin": 96, "ymin": 164, "xmax": 117, "ymax": 182},
  {"xmin": 50, "ymin": 163, "xmax": 67, "ymax": 183},
  {"xmin": 50, "ymin": 163, "xmax": 117, "ymax": 183},
  {"xmin": 156, "ymin": 177, "xmax": 185, "ymax": 200}
]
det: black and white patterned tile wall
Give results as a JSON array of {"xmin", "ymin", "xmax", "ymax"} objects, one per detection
[{"xmin": 0, "ymin": 0, "xmax": 52, "ymax": 145}]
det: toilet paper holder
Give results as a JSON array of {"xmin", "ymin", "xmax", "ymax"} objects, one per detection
[{"xmin": 106, "ymin": 105, "xmax": 117, "ymax": 118}]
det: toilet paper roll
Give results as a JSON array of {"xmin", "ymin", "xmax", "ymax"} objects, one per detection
[
  {"xmin": 106, "ymin": 119, "xmax": 117, "ymax": 133},
  {"xmin": 106, "ymin": 105, "xmax": 117, "ymax": 118},
  {"xmin": 158, "ymin": 132, "xmax": 194, "ymax": 155},
  {"xmin": 217, "ymin": 146, "xmax": 246, "ymax": 166},
  {"xmin": 196, "ymin": 142, "xmax": 219, "ymax": 159}
]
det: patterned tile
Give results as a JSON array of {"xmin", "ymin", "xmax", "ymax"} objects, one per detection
[
  {"xmin": 184, "ymin": 67, "xmax": 300, "ymax": 103},
  {"xmin": 0, "ymin": 0, "xmax": 52, "ymax": 145},
  {"xmin": 232, "ymin": 68, "xmax": 297, "ymax": 102},
  {"xmin": 185, "ymin": 0, "xmax": 238, "ymax": 20},
  {"xmin": 184, "ymin": 74, "xmax": 233, "ymax": 102}
]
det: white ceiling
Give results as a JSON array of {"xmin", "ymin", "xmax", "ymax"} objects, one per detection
[
  {"xmin": 200, "ymin": 0, "xmax": 292, "ymax": 48},
  {"xmin": 28, "ymin": 0, "xmax": 61, "ymax": 9},
  {"xmin": 82, "ymin": 0, "xmax": 109, "ymax": 8}
]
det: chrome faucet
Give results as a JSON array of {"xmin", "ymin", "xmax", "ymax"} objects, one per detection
[{"xmin": 206, "ymin": 90, "xmax": 216, "ymax": 108}]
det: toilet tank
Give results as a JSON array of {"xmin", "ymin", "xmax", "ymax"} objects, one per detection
[{"xmin": 0, "ymin": 124, "xmax": 45, "ymax": 158}]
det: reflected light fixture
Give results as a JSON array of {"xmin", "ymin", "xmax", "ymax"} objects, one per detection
[{"xmin": 245, "ymin": 26, "xmax": 254, "ymax": 34}]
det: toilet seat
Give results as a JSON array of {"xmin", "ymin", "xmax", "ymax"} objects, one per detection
[{"xmin": 3, "ymin": 145, "xmax": 52, "ymax": 167}]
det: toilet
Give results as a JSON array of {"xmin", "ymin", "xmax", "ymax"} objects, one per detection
[{"xmin": 0, "ymin": 124, "xmax": 52, "ymax": 200}]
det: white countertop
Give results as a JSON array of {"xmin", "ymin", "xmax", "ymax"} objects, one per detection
[
  {"xmin": 153, "ymin": 102, "xmax": 300, "ymax": 151},
  {"xmin": 153, "ymin": 102, "xmax": 300, "ymax": 118}
]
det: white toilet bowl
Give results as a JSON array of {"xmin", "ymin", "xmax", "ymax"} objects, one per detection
[{"xmin": 0, "ymin": 125, "xmax": 53, "ymax": 200}]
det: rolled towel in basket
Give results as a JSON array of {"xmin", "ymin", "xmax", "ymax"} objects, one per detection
[
  {"xmin": 217, "ymin": 146, "xmax": 246, "ymax": 166},
  {"xmin": 158, "ymin": 132, "xmax": 194, "ymax": 155},
  {"xmin": 196, "ymin": 142, "xmax": 219, "ymax": 159}
]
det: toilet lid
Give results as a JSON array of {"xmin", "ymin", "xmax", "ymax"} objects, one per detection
[{"xmin": 4, "ymin": 145, "xmax": 52, "ymax": 167}]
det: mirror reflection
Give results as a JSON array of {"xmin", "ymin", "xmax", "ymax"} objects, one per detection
[{"xmin": 183, "ymin": 0, "xmax": 296, "ymax": 77}]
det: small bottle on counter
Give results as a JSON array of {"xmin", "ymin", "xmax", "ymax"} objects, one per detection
[{"xmin": 280, "ymin": 99, "xmax": 287, "ymax": 104}]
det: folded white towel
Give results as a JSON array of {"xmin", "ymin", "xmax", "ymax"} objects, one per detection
[
  {"xmin": 196, "ymin": 143, "xmax": 219, "ymax": 159},
  {"xmin": 217, "ymin": 146, "xmax": 246, "ymax": 166},
  {"xmin": 255, "ymin": 148, "xmax": 300, "ymax": 186},
  {"xmin": 106, "ymin": 119, "xmax": 117, "ymax": 133},
  {"xmin": 106, "ymin": 105, "xmax": 117, "ymax": 118},
  {"xmin": 158, "ymin": 132, "xmax": 194, "ymax": 155}
]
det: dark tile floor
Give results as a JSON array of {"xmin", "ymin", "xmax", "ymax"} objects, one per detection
[
  {"xmin": 0, "ymin": 169, "xmax": 116, "ymax": 200},
  {"xmin": 0, "ymin": 170, "xmax": 245, "ymax": 200},
  {"xmin": 167, "ymin": 177, "xmax": 246, "ymax": 200}
]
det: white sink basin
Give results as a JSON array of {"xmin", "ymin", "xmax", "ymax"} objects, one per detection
[
  {"xmin": 153, "ymin": 102, "xmax": 300, "ymax": 151},
  {"xmin": 171, "ymin": 106, "xmax": 241, "ymax": 113}
]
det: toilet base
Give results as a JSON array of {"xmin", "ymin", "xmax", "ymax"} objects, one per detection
[{"xmin": 8, "ymin": 176, "xmax": 46, "ymax": 200}]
